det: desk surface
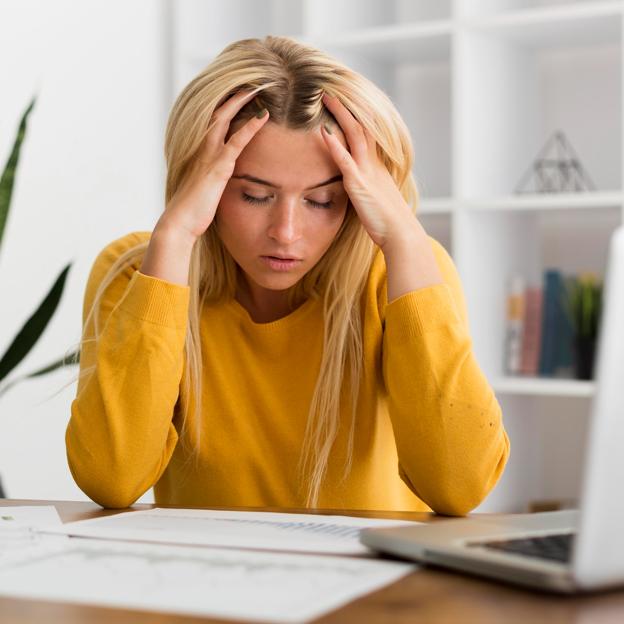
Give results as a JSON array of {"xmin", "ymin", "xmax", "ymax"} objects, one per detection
[{"xmin": 1, "ymin": 499, "xmax": 624, "ymax": 623}]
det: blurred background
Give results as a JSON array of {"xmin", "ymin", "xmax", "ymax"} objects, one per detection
[{"xmin": 0, "ymin": 0, "xmax": 621, "ymax": 512}]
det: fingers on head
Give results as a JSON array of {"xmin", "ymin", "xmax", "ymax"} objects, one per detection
[
  {"xmin": 323, "ymin": 94, "xmax": 368, "ymax": 158},
  {"xmin": 205, "ymin": 89, "xmax": 263, "ymax": 151},
  {"xmin": 223, "ymin": 111, "xmax": 269, "ymax": 159},
  {"xmin": 216, "ymin": 88, "xmax": 258, "ymax": 123}
]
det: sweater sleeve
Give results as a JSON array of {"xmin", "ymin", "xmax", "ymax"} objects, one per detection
[
  {"xmin": 381, "ymin": 237, "xmax": 510, "ymax": 516},
  {"xmin": 66, "ymin": 231, "xmax": 191, "ymax": 508}
]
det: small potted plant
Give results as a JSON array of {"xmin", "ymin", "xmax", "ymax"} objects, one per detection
[{"xmin": 563, "ymin": 273, "xmax": 603, "ymax": 380}]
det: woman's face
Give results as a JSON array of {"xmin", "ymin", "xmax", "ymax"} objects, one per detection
[{"xmin": 215, "ymin": 121, "xmax": 349, "ymax": 298}]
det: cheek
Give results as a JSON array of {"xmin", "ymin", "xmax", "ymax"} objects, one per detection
[
  {"xmin": 310, "ymin": 204, "xmax": 348, "ymax": 246},
  {"xmin": 216, "ymin": 192, "xmax": 253, "ymax": 240}
]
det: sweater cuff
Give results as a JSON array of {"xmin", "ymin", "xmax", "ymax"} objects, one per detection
[
  {"xmin": 386, "ymin": 283, "xmax": 462, "ymax": 341},
  {"xmin": 118, "ymin": 270, "xmax": 190, "ymax": 329}
]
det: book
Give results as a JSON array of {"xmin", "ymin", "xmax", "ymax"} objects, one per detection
[
  {"xmin": 520, "ymin": 286, "xmax": 543, "ymax": 376},
  {"xmin": 504, "ymin": 275, "xmax": 526, "ymax": 375},
  {"xmin": 554, "ymin": 275, "xmax": 575, "ymax": 377},
  {"xmin": 539, "ymin": 270, "xmax": 566, "ymax": 377}
]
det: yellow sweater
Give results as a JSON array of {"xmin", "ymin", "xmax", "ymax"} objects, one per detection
[{"xmin": 67, "ymin": 231, "xmax": 509, "ymax": 514}]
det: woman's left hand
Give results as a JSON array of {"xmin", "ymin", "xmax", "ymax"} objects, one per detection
[{"xmin": 320, "ymin": 93, "xmax": 417, "ymax": 250}]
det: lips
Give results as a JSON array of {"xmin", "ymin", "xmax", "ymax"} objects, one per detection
[
  {"xmin": 263, "ymin": 255, "xmax": 301, "ymax": 261},
  {"xmin": 260, "ymin": 255, "xmax": 302, "ymax": 272}
]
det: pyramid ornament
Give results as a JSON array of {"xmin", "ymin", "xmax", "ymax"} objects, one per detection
[{"xmin": 515, "ymin": 131, "xmax": 596, "ymax": 194}]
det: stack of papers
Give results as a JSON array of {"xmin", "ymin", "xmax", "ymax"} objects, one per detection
[
  {"xmin": 0, "ymin": 505, "xmax": 421, "ymax": 622},
  {"xmin": 43, "ymin": 507, "xmax": 415, "ymax": 555}
]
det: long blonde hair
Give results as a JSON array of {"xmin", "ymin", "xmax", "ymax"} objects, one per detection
[{"xmin": 77, "ymin": 35, "xmax": 418, "ymax": 507}]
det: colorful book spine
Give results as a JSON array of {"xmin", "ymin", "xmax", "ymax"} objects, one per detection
[
  {"xmin": 504, "ymin": 276, "xmax": 526, "ymax": 375},
  {"xmin": 539, "ymin": 270, "xmax": 564, "ymax": 377},
  {"xmin": 520, "ymin": 287, "xmax": 544, "ymax": 376},
  {"xmin": 555, "ymin": 275, "xmax": 575, "ymax": 376}
]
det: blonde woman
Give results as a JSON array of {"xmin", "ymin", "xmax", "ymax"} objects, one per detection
[{"xmin": 66, "ymin": 35, "xmax": 510, "ymax": 514}]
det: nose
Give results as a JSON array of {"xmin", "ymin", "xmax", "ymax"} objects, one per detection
[{"xmin": 266, "ymin": 197, "xmax": 303, "ymax": 245}]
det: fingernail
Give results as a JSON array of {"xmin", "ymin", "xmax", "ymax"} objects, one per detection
[
  {"xmin": 256, "ymin": 108, "xmax": 268, "ymax": 118},
  {"xmin": 323, "ymin": 123, "xmax": 332, "ymax": 134}
]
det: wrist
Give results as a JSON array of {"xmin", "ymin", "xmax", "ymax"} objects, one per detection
[
  {"xmin": 140, "ymin": 218, "xmax": 197, "ymax": 286},
  {"xmin": 382, "ymin": 222, "xmax": 443, "ymax": 301},
  {"xmin": 381, "ymin": 221, "xmax": 426, "ymax": 261},
  {"xmin": 154, "ymin": 215, "xmax": 198, "ymax": 252}
]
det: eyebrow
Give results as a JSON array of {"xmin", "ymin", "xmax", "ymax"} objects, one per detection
[{"xmin": 231, "ymin": 173, "xmax": 343, "ymax": 190}]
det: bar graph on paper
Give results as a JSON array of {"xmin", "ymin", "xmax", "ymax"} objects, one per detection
[{"xmin": 44, "ymin": 507, "xmax": 420, "ymax": 555}]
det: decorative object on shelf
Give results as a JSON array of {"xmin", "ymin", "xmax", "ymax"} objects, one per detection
[
  {"xmin": 563, "ymin": 273, "xmax": 603, "ymax": 381},
  {"xmin": 0, "ymin": 97, "xmax": 80, "ymax": 497},
  {"xmin": 514, "ymin": 131, "xmax": 596, "ymax": 194}
]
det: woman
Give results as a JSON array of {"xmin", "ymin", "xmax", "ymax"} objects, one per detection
[{"xmin": 66, "ymin": 35, "xmax": 510, "ymax": 514}]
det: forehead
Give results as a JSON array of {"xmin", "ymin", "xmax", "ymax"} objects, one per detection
[{"xmin": 232, "ymin": 121, "xmax": 346, "ymax": 186}]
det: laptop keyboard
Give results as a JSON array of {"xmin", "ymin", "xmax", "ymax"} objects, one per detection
[{"xmin": 472, "ymin": 532, "xmax": 575, "ymax": 563}]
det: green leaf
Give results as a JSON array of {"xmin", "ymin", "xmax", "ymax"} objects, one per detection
[
  {"xmin": 0, "ymin": 263, "xmax": 72, "ymax": 384},
  {"xmin": 0, "ymin": 97, "xmax": 37, "ymax": 254},
  {"xmin": 27, "ymin": 349, "xmax": 80, "ymax": 377},
  {"xmin": 0, "ymin": 349, "xmax": 79, "ymax": 399},
  {"xmin": 562, "ymin": 274, "xmax": 603, "ymax": 339}
]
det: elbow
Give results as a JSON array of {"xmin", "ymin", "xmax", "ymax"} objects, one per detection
[
  {"xmin": 84, "ymin": 490, "xmax": 139, "ymax": 510},
  {"xmin": 428, "ymin": 482, "xmax": 494, "ymax": 517},
  {"xmin": 83, "ymin": 480, "xmax": 141, "ymax": 510},
  {"xmin": 66, "ymin": 428, "xmax": 142, "ymax": 510},
  {"xmin": 401, "ymin": 471, "xmax": 482, "ymax": 517},
  {"xmin": 434, "ymin": 432, "xmax": 511, "ymax": 516},
  {"xmin": 67, "ymin": 455, "xmax": 141, "ymax": 509},
  {"xmin": 399, "ymin": 432, "xmax": 511, "ymax": 517}
]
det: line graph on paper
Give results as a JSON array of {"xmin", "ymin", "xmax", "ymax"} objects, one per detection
[{"xmin": 0, "ymin": 539, "xmax": 415, "ymax": 623}]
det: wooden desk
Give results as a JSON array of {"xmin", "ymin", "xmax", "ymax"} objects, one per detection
[{"xmin": 1, "ymin": 499, "xmax": 624, "ymax": 623}]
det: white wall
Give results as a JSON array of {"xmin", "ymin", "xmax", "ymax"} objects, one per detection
[{"xmin": 0, "ymin": 0, "xmax": 170, "ymax": 501}]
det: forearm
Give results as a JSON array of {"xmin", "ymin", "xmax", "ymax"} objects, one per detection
[
  {"xmin": 381, "ymin": 220, "xmax": 443, "ymax": 302},
  {"xmin": 68, "ymin": 245, "xmax": 191, "ymax": 508},
  {"xmin": 68, "ymin": 294, "xmax": 185, "ymax": 507},
  {"xmin": 140, "ymin": 217, "xmax": 197, "ymax": 286},
  {"xmin": 382, "ymin": 285, "xmax": 510, "ymax": 516}
]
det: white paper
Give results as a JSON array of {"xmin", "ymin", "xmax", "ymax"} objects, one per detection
[
  {"xmin": 0, "ymin": 505, "xmax": 66, "ymax": 563},
  {"xmin": 0, "ymin": 505, "xmax": 62, "ymax": 528},
  {"xmin": 45, "ymin": 507, "xmax": 420, "ymax": 555},
  {"xmin": 0, "ymin": 537, "xmax": 416, "ymax": 623}
]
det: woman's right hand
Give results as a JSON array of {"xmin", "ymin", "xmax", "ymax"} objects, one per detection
[{"xmin": 159, "ymin": 89, "xmax": 269, "ymax": 243}]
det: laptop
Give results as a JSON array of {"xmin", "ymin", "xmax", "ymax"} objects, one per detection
[{"xmin": 360, "ymin": 225, "xmax": 624, "ymax": 593}]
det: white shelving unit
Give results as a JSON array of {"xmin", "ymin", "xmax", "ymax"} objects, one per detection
[{"xmin": 169, "ymin": 0, "xmax": 624, "ymax": 513}]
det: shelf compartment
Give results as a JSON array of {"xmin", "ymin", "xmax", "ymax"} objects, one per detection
[
  {"xmin": 456, "ymin": 209, "xmax": 619, "ymax": 379},
  {"xmin": 462, "ymin": 191, "xmax": 623, "ymax": 211},
  {"xmin": 303, "ymin": 0, "xmax": 451, "ymax": 37},
  {"xmin": 309, "ymin": 21, "xmax": 452, "ymax": 63},
  {"xmin": 465, "ymin": 1, "xmax": 622, "ymax": 49},
  {"xmin": 454, "ymin": 23, "xmax": 621, "ymax": 199}
]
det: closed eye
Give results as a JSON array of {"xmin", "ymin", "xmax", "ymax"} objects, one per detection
[
  {"xmin": 242, "ymin": 193, "xmax": 333, "ymax": 209},
  {"xmin": 242, "ymin": 193, "xmax": 271, "ymax": 205},
  {"xmin": 306, "ymin": 199, "xmax": 333, "ymax": 209}
]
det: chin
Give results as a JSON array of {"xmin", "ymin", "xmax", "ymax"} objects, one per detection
[{"xmin": 253, "ymin": 273, "xmax": 301, "ymax": 291}]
